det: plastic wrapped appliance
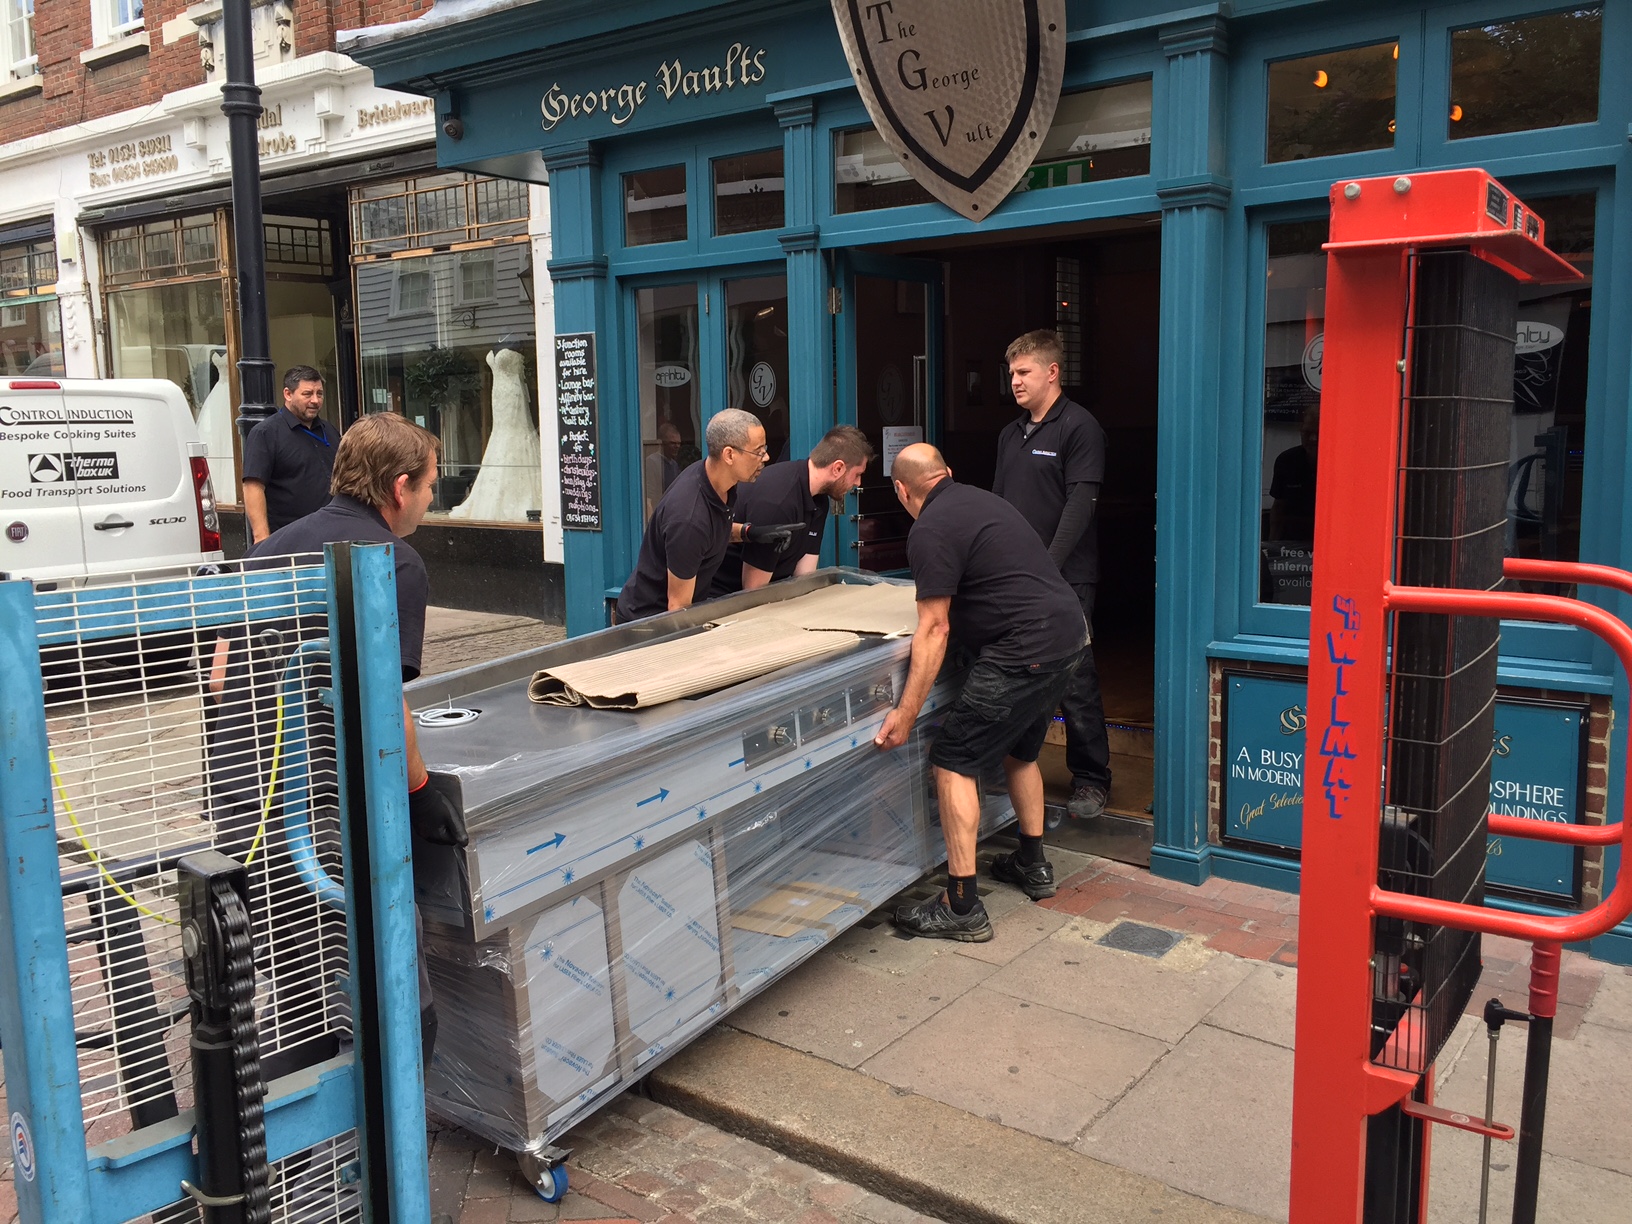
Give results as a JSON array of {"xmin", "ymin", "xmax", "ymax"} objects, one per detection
[{"xmin": 404, "ymin": 570, "xmax": 1008, "ymax": 1165}]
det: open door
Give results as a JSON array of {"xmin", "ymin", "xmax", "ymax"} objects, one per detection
[{"xmin": 836, "ymin": 253, "xmax": 942, "ymax": 571}]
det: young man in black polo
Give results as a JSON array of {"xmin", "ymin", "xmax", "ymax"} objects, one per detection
[
  {"xmin": 993, "ymin": 329, "xmax": 1113, "ymax": 820},
  {"xmin": 209, "ymin": 412, "xmax": 465, "ymax": 1067},
  {"xmin": 709, "ymin": 424, "xmax": 874, "ymax": 597},
  {"xmin": 616, "ymin": 408, "xmax": 769, "ymax": 622},
  {"xmin": 875, "ymin": 444, "xmax": 1087, "ymax": 940},
  {"xmin": 242, "ymin": 365, "xmax": 338, "ymax": 543}
]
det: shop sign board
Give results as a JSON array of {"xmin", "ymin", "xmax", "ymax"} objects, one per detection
[
  {"xmin": 829, "ymin": 0, "xmax": 1067, "ymax": 221},
  {"xmin": 1222, "ymin": 673, "xmax": 1585, "ymax": 902},
  {"xmin": 556, "ymin": 333, "xmax": 601, "ymax": 531}
]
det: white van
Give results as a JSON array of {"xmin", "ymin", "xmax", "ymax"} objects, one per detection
[{"xmin": 0, "ymin": 377, "xmax": 224, "ymax": 586}]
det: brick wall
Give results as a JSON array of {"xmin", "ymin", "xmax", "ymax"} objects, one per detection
[{"xmin": 0, "ymin": 0, "xmax": 434, "ymax": 143}]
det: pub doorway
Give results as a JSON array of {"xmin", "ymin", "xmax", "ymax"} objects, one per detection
[{"xmin": 839, "ymin": 217, "xmax": 1162, "ymax": 833}]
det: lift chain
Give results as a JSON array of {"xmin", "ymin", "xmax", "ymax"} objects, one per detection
[
  {"xmin": 216, "ymin": 879, "xmax": 271, "ymax": 1224},
  {"xmin": 178, "ymin": 851, "xmax": 271, "ymax": 1224}
]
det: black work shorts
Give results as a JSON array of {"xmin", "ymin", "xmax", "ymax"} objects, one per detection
[{"xmin": 929, "ymin": 650, "xmax": 1081, "ymax": 778}]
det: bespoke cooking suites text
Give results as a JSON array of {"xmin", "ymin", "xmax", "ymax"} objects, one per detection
[{"xmin": 540, "ymin": 42, "xmax": 769, "ymax": 132}]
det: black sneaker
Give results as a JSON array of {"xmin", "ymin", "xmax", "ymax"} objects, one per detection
[
  {"xmin": 1068, "ymin": 784, "xmax": 1109, "ymax": 819},
  {"xmin": 892, "ymin": 894, "xmax": 994, "ymax": 942},
  {"xmin": 989, "ymin": 851, "xmax": 1057, "ymax": 900}
]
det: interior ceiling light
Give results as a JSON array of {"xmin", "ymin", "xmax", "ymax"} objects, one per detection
[
  {"xmin": 1313, "ymin": 69, "xmax": 1330, "ymax": 88},
  {"xmin": 1449, "ymin": 104, "xmax": 1464, "ymax": 122},
  {"xmin": 756, "ymin": 305, "xmax": 776, "ymax": 317},
  {"xmin": 1393, "ymin": 43, "xmax": 1399, "ymax": 59},
  {"xmin": 1387, "ymin": 119, "xmax": 1398, "ymax": 133}
]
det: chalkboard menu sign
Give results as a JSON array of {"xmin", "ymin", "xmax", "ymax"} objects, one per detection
[{"xmin": 556, "ymin": 333, "xmax": 601, "ymax": 531}]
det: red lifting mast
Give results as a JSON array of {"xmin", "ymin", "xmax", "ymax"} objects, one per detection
[{"xmin": 1287, "ymin": 168, "xmax": 1632, "ymax": 1223}]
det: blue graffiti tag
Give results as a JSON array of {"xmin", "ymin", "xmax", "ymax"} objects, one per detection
[{"xmin": 1317, "ymin": 594, "xmax": 1361, "ymax": 820}]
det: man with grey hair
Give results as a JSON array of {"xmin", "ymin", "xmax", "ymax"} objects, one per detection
[{"xmin": 616, "ymin": 407, "xmax": 769, "ymax": 621}]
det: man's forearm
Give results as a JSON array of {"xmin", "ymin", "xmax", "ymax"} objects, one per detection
[
  {"xmin": 243, "ymin": 482, "xmax": 270, "ymax": 542},
  {"xmin": 404, "ymin": 696, "xmax": 427, "ymax": 790},
  {"xmin": 896, "ymin": 622, "xmax": 948, "ymax": 721}
]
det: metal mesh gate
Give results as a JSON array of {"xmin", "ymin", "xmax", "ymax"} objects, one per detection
[{"xmin": 1, "ymin": 544, "xmax": 427, "ymax": 1224}]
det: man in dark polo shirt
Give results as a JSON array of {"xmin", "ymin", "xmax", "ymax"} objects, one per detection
[
  {"xmin": 709, "ymin": 425, "xmax": 874, "ymax": 597},
  {"xmin": 208, "ymin": 412, "xmax": 464, "ymax": 1069},
  {"xmin": 242, "ymin": 365, "xmax": 338, "ymax": 543},
  {"xmin": 993, "ymin": 329, "xmax": 1112, "ymax": 821},
  {"xmin": 616, "ymin": 408, "xmax": 768, "ymax": 622},
  {"xmin": 875, "ymin": 444, "xmax": 1086, "ymax": 941}
]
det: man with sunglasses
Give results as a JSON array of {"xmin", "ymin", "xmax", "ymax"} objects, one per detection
[{"xmin": 615, "ymin": 407, "xmax": 769, "ymax": 622}]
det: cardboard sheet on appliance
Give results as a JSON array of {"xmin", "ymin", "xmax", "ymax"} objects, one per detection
[
  {"xmin": 527, "ymin": 618, "xmax": 859, "ymax": 709},
  {"xmin": 713, "ymin": 582, "xmax": 918, "ymax": 637},
  {"xmin": 730, "ymin": 880, "xmax": 864, "ymax": 938}
]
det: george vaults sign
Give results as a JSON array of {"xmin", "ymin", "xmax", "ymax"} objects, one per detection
[{"xmin": 830, "ymin": 0, "xmax": 1067, "ymax": 222}]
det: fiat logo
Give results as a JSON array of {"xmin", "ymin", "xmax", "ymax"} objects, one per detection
[{"xmin": 5, "ymin": 522, "xmax": 25, "ymax": 543}]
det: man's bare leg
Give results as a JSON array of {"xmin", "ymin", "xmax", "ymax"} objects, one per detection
[
  {"xmin": 1003, "ymin": 754, "xmax": 1046, "ymax": 838},
  {"xmin": 934, "ymin": 765, "xmax": 982, "ymax": 876}
]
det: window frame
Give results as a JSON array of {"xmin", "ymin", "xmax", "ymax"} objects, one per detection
[
  {"xmin": 92, "ymin": 0, "xmax": 144, "ymax": 46},
  {"xmin": 709, "ymin": 146, "xmax": 786, "ymax": 238},
  {"xmin": 2, "ymin": 0, "xmax": 37, "ymax": 79}
]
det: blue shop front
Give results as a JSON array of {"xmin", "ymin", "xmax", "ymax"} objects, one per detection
[{"xmin": 349, "ymin": 1, "xmax": 1632, "ymax": 959}]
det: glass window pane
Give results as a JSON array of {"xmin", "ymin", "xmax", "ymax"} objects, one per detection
[
  {"xmin": 1267, "ymin": 41, "xmax": 1398, "ymax": 163},
  {"xmin": 107, "ymin": 280, "xmax": 229, "ymax": 494},
  {"xmin": 1259, "ymin": 219, "xmax": 1327, "ymax": 604},
  {"xmin": 0, "ymin": 295, "xmax": 62, "ymax": 377},
  {"xmin": 724, "ymin": 275, "xmax": 789, "ymax": 462},
  {"xmin": 1019, "ymin": 80, "xmax": 1153, "ymax": 192},
  {"xmin": 713, "ymin": 150, "xmax": 785, "ymax": 236},
  {"xmin": 356, "ymin": 243, "xmax": 540, "ymax": 521},
  {"xmin": 1449, "ymin": 8, "xmax": 1601, "ymax": 140},
  {"xmin": 636, "ymin": 284, "xmax": 701, "ymax": 519},
  {"xmin": 1256, "ymin": 195, "xmax": 1598, "ymax": 606},
  {"xmin": 624, "ymin": 165, "xmax": 688, "ymax": 246},
  {"xmin": 1509, "ymin": 192, "xmax": 1594, "ymax": 573},
  {"xmin": 835, "ymin": 127, "xmax": 934, "ymax": 214}
]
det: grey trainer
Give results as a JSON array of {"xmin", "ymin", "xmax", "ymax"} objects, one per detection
[
  {"xmin": 989, "ymin": 851, "xmax": 1057, "ymax": 900},
  {"xmin": 892, "ymin": 894, "xmax": 994, "ymax": 942}
]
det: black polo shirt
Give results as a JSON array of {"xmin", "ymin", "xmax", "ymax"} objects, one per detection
[
  {"xmin": 617, "ymin": 459, "xmax": 736, "ymax": 621},
  {"xmin": 709, "ymin": 459, "xmax": 826, "ymax": 596},
  {"xmin": 252, "ymin": 494, "xmax": 429, "ymax": 681},
  {"xmin": 991, "ymin": 394, "xmax": 1106, "ymax": 584},
  {"xmin": 242, "ymin": 407, "xmax": 338, "ymax": 534},
  {"xmin": 908, "ymin": 480, "xmax": 1085, "ymax": 668}
]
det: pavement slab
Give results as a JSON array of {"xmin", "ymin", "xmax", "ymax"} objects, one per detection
[
  {"xmin": 727, "ymin": 944, "xmax": 996, "ymax": 1069},
  {"xmin": 1077, "ymin": 1024, "xmax": 1293, "ymax": 1222},
  {"xmin": 650, "ymin": 1026, "xmax": 1274, "ymax": 1224},
  {"xmin": 859, "ymin": 986, "xmax": 1169, "ymax": 1142},
  {"xmin": 1205, "ymin": 962, "xmax": 1298, "ymax": 1050},
  {"xmin": 983, "ymin": 919, "xmax": 1254, "ymax": 1044}
]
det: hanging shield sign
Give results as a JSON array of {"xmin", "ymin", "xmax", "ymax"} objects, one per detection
[{"xmin": 831, "ymin": 0, "xmax": 1067, "ymax": 222}]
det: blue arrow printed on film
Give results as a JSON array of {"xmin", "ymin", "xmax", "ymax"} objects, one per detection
[
  {"xmin": 637, "ymin": 788, "xmax": 670, "ymax": 807},
  {"xmin": 527, "ymin": 832, "xmax": 567, "ymax": 854}
]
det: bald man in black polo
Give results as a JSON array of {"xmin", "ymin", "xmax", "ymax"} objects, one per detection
[{"xmin": 874, "ymin": 444, "xmax": 1087, "ymax": 941}]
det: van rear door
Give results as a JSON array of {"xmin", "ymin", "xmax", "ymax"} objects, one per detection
[
  {"xmin": 73, "ymin": 381, "xmax": 207, "ymax": 575},
  {"xmin": 0, "ymin": 380, "xmax": 88, "ymax": 582}
]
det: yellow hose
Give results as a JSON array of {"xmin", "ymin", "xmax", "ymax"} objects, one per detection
[{"xmin": 48, "ymin": 689, "xmax": 286, "ymax": 926}]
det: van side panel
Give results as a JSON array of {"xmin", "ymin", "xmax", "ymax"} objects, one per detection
[
  {"xmin": 0, "ymin": 384, "xmax": 89, "ymax": 582},
  {"xmin": 72, "ymin": 382, "xmax": 209, "ymax": 575}
]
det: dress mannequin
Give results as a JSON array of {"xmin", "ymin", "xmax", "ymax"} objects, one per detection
[
  {"xmin": 197, "ymin": 349, "xmax": 237, "ymax": 500},
  {"xmin": 450, "ymin": 345, "xmax": 542, "ymax": 521}
]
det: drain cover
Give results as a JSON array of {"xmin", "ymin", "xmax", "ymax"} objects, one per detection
[
  {"xmin": 415, "ymin": 706, "xmax": 481, "ymax": 728},
  {"xmin": 1097, "ymin": 921, "xmax": 1183, "ymax": 959}
]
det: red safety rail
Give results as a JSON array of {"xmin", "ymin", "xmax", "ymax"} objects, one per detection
[{"xmin": 1287, "ymin": 170, "xmax": 1603, "ymax": 1223}]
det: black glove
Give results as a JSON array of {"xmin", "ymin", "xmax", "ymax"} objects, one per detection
[
  {"xmin": 744, "ymin": 521, "xmax": 805, "ymax": 555},
  {"xmin": 408, "ymin": 770, "xmax": 468, "ymax": 847}
]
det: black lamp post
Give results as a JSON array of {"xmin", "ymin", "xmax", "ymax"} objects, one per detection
[{"xmin": 221, "ymin": 0, "xmax": 275, "ymax": 547}]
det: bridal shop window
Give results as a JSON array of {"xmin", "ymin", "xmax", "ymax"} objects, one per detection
[
  {"xmin": 100, "ymin": 212, "xmax": 234, "ymax": 497},
  {"xmin": 0, "ymin": 234, "xmax": 63, "ymax": 377},
  {"xmin": 350, "ymin": 172, "xmax": 541, "ymax": 523}
]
